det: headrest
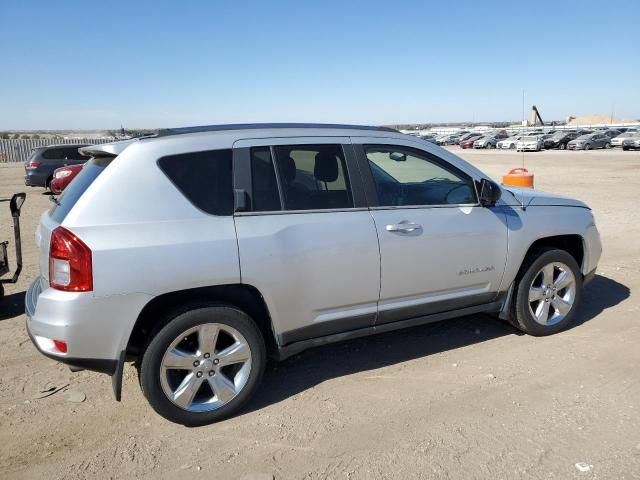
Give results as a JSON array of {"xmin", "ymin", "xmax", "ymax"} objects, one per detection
[
  {"xmin": 279, "ymin": 155, "xmax": 296, "ymax": 182},
  {"xmin": 314, "ymin": 151, "xmax": 339, "ymax": 182}
]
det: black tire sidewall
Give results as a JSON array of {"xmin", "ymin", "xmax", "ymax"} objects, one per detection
[
  {"xmin": 513, "ymin": 249, "xmax": 582, "ymax": 336},
  {"xmin": 140, "ymin": 305, "xmax": 266, "ymax": 426}
]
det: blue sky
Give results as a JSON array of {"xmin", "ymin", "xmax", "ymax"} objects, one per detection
[{"xmin": 1, "ymin": 0, "xmax": 638, "ymax": 129}]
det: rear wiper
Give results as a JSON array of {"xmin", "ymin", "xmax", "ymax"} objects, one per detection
[{"xmin": 49, "ymin": 195, "xmax": 60, "ymax": 206}]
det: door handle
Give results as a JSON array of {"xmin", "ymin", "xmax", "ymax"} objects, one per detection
[{"xmin": 386, "ymin": 222, "xmax": 422, "ymax": 233}]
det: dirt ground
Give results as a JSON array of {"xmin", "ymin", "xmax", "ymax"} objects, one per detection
[{"xmin": 1, "ymin": 148, "xmax": 639, "ymax": 479}]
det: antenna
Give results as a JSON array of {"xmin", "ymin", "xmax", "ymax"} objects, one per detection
[{"xmin": 521, "ymin": 89, "xmax": 525, "ymax": 168}]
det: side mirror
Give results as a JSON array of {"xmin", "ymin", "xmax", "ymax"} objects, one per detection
[
  {"xmin": 389, "ymin": 152, "xmax": 407, "ymax": 162},
  {"xmin": 479, "ymin": 179, "xmax": 501, "ymax": 207},
  {"xmin": 10, "ymin": 192, "xmax": 26, "ymax": 218}
]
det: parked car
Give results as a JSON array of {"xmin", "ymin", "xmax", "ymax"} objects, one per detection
[
  {"xmin": 497, "ymin": 135, "xmax": 522, "ymax": 149},
  {"xmin": 436, "ymin": 134, "xmax": 462, "ymax": 146},
  {"xmin": 460, "ymin": 134, "xmax": 484, "ymax": 149},
  {"xmin": 602, "ymin": 129, "xmax": 621, "ymax": 139},
  {"xmin": 611, "ymin": 131, "xmax": 640, "ymax": 148},
  {"xmin": 473, "ymin": 132, "xmax": 508, "ymax": 149},
  {"xmin": 25, "ymin": 123, "xmax": 602, "ymax": 426},
  {"xmin": 457, "ymin": 132, "xmax": 481, "ymax": 143},
  {"xmin": 24, "ymin": 144, "xmax": 90, "ymax": 188},
  {"xmin": 516, "ymin": 135, "xmax": 544, "ymax": 152},
  {"xmin": 567, "ymin": 133, "xmax": 611, "ymax": 150},
  {"xmin": 544, "ymin": 131, "xmax": 580, "ymax": 150},
  {"xmin": 419, "ymin": 135, "xmax": 438, "ymax": 143},
  {"xmin": 50, "ymin": 164, "xmax": 84, "ymax": 195},
  {"xmin": 622, "ymin": 137, "xmax": 640, "ymax": 151}
]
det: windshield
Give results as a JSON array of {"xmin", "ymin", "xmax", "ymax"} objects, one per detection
[
  {"xmin": 49, "ymin": 156, "xmax": 113, "ymax": 223},
  {"xmin": 522, "ymin": 136, "xmax": 538, "ymax": 141}
]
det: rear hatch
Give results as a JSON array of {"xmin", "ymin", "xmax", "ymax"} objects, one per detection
[{"xmin": 36, "ymin": 140, "xmax": 138, "ymax": 285}]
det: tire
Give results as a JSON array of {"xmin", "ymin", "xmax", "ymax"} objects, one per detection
[
  {"xmin": 623, "ymin": 146, "xmax": 629, "ymax": 151},
  {"xmin": 510, "ymin": 248, "xmax": 582, "ymax": 336},
  {"xmin": 510, "ymin": 144, "xmax": 516, "ymax": 150},
  {"xmin": 560, "ymin": 143, "xmax": 566, "ymax": 150},
  {"xmin": 45, "ymin": 176, "xmax": 53, "ymax": 191},
  {"xmin": 140, "ymin": 304, "xmax": 266, "ymax": 426},
  {"xmin": 584, "ymin": 144, "xmax": 591, "ymax": 151},
  {"xmin": 605, "ymin": 143, "xmax": 611, "ymax": 149}
]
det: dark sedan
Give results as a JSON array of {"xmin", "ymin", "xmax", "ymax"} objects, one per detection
[{"xmin": 544, "ymin": 131, "xmax": 580, "ymax": 150}]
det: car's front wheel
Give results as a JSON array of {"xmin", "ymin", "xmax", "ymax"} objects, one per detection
[
  {"xmin": 511, "ymin": 248, "xmax": 582, "ymax": 336},
  {"xmin": 140, "ymin": 304, "xmax": 266, "ymax": 426}
]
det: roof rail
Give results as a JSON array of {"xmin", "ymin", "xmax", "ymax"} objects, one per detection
[{"xmin": 155, "ymin": 123, "xmax": 398, "ymax": 137}]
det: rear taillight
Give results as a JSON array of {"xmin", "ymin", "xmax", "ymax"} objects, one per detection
[
  {"xmin": 26, "ymin": 160, "xmax": 42, "ymax": 169},
  {"xmin": 49, "ymin": 227, "xmax": 93, "ymax": 292}
]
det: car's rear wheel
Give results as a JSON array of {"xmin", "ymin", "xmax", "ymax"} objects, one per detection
[
  {"xmin": 585, "ymin": 144, "xmax": 591, "ymax": 151},
  {"xmin": 605, "ymin": 143, "xmax": 611, "ymax": 149},
  {"xmin": 623, "ymin": 146, "xmax": 629, "ymax": 151},
  {"xmin": 140, "ymin": 304, "xmax": 266, "ymax": 426},
  {"xmin": 511, "ymin": 248, "xmax": 582, "ymax": 336}
]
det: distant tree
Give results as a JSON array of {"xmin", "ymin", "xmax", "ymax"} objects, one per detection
[
  {"xmin": 21, "ymin": 134, "xmax": 31, "ymax": 139},
  {"xmin": 12, "ymin": 133, "xmax": 20, "ymax": 139},
  {"xmin": 32, "ymin": 134, "xmax": 40, "ymax": 139},
  {"xmin": 0, "ymin": 132, "xmax": 10, "ymax": 139}
]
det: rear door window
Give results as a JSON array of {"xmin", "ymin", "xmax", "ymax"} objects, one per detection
[
  {"xmin": 158, "ymin": 149, "xmax": 233, "ymax": 215},
  {"xmin": 272, "ymin": 144, "xmax": 354, "ymax": 211}
]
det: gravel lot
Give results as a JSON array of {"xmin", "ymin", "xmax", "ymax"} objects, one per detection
[{"xmin": 1, "ymin": 148, "xmax": 639, "ymax": 479}]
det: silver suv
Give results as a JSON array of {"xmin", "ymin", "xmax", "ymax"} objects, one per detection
[{"xmin": 26, "ymin": 124, "xmax": 602, "ymax": 425}]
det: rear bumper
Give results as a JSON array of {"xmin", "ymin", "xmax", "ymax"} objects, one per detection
[
  {"xmin": 25, "ymin": 278, "xmax": 116, "ymax": 374},
  {"xmin": 25, "ymin": 277, "xmax": 152, "ymax": 375},
  {"xmin": 24, "ymin": 170, "xmax": 48, "ymax": 187}
]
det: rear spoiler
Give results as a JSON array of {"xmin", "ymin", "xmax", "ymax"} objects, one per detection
[{"xmin": 78, "ymin": 138, "xmax": 139, "ymax": 158}]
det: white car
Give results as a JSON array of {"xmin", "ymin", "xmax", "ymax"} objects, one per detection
[
  {"xmin": 497, "ymin": 135, "xmax": 522, "ymax": 149},
  {"xmin": 611, "ymin": 131, "xmax": 640, "ymax": 148},
  {"xmin": 517, "ymin": 136, "xmax": 544, "ymax": 152}
]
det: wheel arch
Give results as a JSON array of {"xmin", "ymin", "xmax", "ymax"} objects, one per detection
[
  {"xmin": 126, "ymin": 283, "xmax": 278, "ymax": 360},
  {"xmin": 523, "ymin": 234, "xmax": 585, "ymax": 272},
  {"xmin": 498, "ymin": 234, "xmax": 585, "ymax": 321}
]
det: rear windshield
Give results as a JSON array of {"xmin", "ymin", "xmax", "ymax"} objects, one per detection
[{"xmin": 49, "ymin": 157, "xmax": 112, "ymax": 223}]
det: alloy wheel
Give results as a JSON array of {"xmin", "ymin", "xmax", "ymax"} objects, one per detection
[
  {"xmin": 528, "ymin": 262, "xmax": 576, "ymax": 326},
  {"xmin": 159, "ymin": 323, "xmax": 252, "ymax": 412}
]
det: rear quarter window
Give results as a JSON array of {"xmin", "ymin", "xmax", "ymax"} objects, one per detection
[
  {"xmin": 157, "ymin": 149, "xmax": 233, "ymax": 215},
  {"xmin": 49, "ymin": 157, "xmax": 112, "ymax": 223}
]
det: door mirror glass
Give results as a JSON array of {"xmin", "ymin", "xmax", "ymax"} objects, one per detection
[{"xmin": 479, "ymin": 179, "xmax": 501, "ymax": 207}]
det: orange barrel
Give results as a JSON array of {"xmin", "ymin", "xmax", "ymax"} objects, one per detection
[{"xmin": 502, "ymin": 168, "xmax": 534, "ymax": 188}]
